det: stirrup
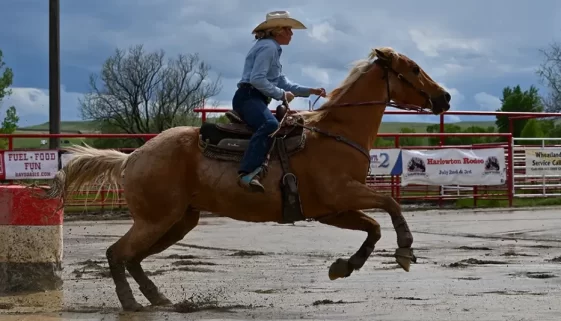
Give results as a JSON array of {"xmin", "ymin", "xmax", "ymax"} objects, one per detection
[{"xmin": 238, "ymin": 167, "xmax": 265, "ymax": 193}]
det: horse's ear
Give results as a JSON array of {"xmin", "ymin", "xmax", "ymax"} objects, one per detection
[{"xmin": 370, "ymin": 47, "xmax": 395, "ymax": 62}]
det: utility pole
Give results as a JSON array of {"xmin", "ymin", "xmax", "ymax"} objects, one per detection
[{"xmin": 49, "ymin": 0, "xmax": 61, "ymax": 150}]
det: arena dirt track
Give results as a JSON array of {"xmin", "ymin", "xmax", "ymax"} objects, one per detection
[{"xmin": 1, "ymin": 208, "xmax": 560, "ymax": 320}]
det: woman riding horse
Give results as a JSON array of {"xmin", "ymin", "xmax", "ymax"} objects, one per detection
[{"xmin": 233, "ymin": 10, "xmax": 326, "ymax": 193}]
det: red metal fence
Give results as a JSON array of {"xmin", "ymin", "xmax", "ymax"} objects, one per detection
[{"xmin": 1, "ymin": 107, "xmax": 560, "ymax": 211}]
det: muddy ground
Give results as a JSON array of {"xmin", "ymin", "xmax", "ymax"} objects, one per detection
[{"xmin": 1, "ymin": 207, "xmax": 560, "ymax": 320}]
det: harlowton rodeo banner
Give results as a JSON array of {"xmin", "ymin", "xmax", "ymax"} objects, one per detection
[
  {"xmin": 524, "ymin": 147, "xmax": 561, "ymax": 175},
  {"xmin": 400, "ymin": 148, "xmax": 506, "ymax": 186}
]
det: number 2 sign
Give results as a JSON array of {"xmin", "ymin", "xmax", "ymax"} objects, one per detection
[{"xmin": 369, "ymin": 149, "xmax": 402, "ymax": 175}]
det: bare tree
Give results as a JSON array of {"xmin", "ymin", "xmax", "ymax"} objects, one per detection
[
  {"xmin": 80, "ymin": 45, "xmax": 222, "ymax": 134},
  {"xmin": 537, "ymin": 42, "xmax": 561, "ymax": 112}
]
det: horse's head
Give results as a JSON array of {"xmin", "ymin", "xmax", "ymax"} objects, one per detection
[{"xmin": 370, "ymin": 47, "xmax": 451, "ymax": 115}]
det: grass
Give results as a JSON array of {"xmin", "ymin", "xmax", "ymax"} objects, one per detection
[
  {"xmin": 455, "ymin": 196, "xmax": 561, "ymax": 208},
  {"xmin": 17, "ymin": 120, "xmax": 498, "ymax": 135},
  {"xmin": 378, "ymin": 121, "xmax": 496, "ymax": 133},
  {"xmin": 8, "ymin": 120, "xmax": 497, "ymax": 150},
  {"xmin": 10, "ymin": 121, "xmax": 100, "ymax": 150},
  {"xmin": 19, "ymin": 120, "xmax": 99, "ymax": 132}
]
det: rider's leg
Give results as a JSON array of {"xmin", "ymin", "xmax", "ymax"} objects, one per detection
[{"xmin": 233, "ymin": 90, "xmax": 279, "ymax": 192}]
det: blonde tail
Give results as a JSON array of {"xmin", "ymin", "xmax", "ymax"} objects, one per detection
[{"xmin": 43, "ymin": 144, "xmax": 131, "ymax": 201}]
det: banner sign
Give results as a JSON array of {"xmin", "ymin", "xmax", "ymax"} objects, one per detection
[
  {"xmin": 524, "ymin": 147, "xmax": 561, "ymax": 175},
  {"xmin": 401, "ymin": 148, "xmax": 506, "ymax": 186},
  {"xmin": 3, "ymin": 150, "xmax": 59, "ymax": 180},
  {"xmin": 369, "ymin": 149, "xmax": 402, "ymax": 175}
]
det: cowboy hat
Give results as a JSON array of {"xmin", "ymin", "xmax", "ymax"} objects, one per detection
[{"xmin": 252, "ymin": 10, "xmax": 307, "ymax": 34}]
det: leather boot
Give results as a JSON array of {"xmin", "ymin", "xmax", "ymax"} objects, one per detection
[{"xmin": 238, "ymin": 168, "xmax": 265, "ymax": 193}]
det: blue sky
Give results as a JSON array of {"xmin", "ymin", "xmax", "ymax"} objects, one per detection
[{"xmin": 0, "ymin": 0, "xmax": 560, "ymax": 126}]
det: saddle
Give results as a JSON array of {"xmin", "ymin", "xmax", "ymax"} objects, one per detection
[
  {"xmin": 198, "ymin": 104, "xmax": 306, "ymax": 162},
  {"xmin": 198, "ymin": 104, "xmax": 308, "ymax": 225}
]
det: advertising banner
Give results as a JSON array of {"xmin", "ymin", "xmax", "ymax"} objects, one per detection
[
  {"xmin": 369, "ymin": 149, "xmax": 402, "ymax": 175},
  {"xmin": 524, "ymin": 147, "xmax": 561, "ymax": 175},
  {"xmin": 4, "ymin": 150, "xmax": 59, "ymax": 180},
  {"xmin": 401, "ymin": 148, "xmax": 506, "ymax": 186}
]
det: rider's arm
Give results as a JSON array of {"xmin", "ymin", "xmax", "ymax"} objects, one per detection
[
  {"xmin": 277, "ymin": 74, "xmax": 313, "ymax": 97},
  {"xmin": 249, "ymin": 45, "xmax": 286, "ymax": 101}
]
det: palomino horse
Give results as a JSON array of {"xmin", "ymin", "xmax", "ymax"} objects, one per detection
[{"xmin": 43, "ymin": 47, "xmax": 451, "ymax": 311}]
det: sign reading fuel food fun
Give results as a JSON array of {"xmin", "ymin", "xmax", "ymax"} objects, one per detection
[{"xmin": 0, "ymin": 151, "xmax": 59, "ymax": 180}]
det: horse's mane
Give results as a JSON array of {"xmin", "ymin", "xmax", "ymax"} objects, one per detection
[{"xmin": 301, "ymin": 47, "xmax": 392, "ymax": 124}]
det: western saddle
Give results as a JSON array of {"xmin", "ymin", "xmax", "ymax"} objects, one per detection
[
  {"xmin": 198, "ymin": 104, "xmax": 307, "ymax": 224},
  {"xmin": 198, "ymin": 104, "xmax": 307, "ymax": 163}
]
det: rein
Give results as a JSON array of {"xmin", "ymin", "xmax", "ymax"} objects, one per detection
[{"xmin": 280, "ymin": 59, "xmax": 434, "ymax": 177}]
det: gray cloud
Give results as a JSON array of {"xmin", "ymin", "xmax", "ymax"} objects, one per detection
[{"xmin": 1, "ymin": 0, "xmax": 560, "ymax": 124}]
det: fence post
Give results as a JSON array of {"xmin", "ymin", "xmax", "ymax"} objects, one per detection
[
  {"xmin": 394, "ymin": 135, "xmax": 401, "ymax": 202},
  {"xmin": 508, "ymin": 134, "xmax": 514, "ymax": 207}
]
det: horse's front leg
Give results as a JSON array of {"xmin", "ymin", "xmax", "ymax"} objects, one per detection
[
  {"xmin": 328, "ymin": 181, "xmax": 417, "ymax": 274},
  {"xmin": 317, "ymin": 209, "xmax": 381, "ymax": 280}
]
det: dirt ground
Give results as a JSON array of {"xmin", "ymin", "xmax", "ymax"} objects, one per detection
[{"xmin": 1, "ymin": 207, "xmax": 560, "ymax": 321}]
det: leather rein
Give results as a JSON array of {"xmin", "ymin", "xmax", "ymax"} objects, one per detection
[{"xmin": 277, "ymin": 59, "xmax": 434, "ymax": 176}]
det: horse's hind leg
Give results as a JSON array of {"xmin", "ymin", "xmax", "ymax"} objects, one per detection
[
  {"xmin": 125, "ymin": 208, "xmax": 200, "ymax": 307},
  {"xmin": 333, "ymin": 181, "xmax": 416, "ymax": 272},
  {"xmin": 318, "ymin": 210, "xmax": 381, "ymax": 280},
  {"xmin": 106, "ymin": 213, "xmax": 182, "ymax": 311}
]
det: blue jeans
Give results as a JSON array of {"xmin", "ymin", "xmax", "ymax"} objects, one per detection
[{"xmin": 232, "ymin": 86, "xmax": 279, "ymax": 174}]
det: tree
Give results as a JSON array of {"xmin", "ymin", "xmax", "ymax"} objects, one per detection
[
  {"xmin": 0, "ymin": 50, "xmax": 19, "ymax": 149},
  {"xmin": 520, "ymin": 119, "xmax": 544, "ymax": 145},
  {"xmin": 398, "ymin": 126, "xmax": 424, "ymax": 146},
  {"xmin": 426, "ymin": 123, "xmax": 498, "ymax": 146},
  {"xmin": 537, "ymin": 42, "xmax": 561, "ymax": 112},
  {"xmin": 79, "ymin": 45, "xmax": 222, "ymax": 141},
  {"xmin": 495, "ymin": 85, "xmax": 543, "ymax": 138}
]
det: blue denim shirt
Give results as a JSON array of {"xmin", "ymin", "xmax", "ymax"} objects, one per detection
[{"xmin": 238, "ymin": 38, "xmax": 313, "ymax": 101}]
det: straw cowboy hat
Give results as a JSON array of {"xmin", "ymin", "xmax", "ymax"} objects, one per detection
[{"xmin": 252, "ymin": 10, "xmax": 307, "ymax": 34}]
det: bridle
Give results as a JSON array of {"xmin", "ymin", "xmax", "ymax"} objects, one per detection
[{"xmin": 276, "ymin": 58, "xmax": 436, "ymax": 177}]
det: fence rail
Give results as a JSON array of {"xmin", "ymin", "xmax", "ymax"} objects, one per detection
[{"xmin": 2, "ymin": 107, "xmax": 561, "ymax": 211}]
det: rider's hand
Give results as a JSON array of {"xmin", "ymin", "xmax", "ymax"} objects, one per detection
[
  {"xmin": 284, "ymin": 91, "xmax": 295, "ymax": 102},
  {"xmin": 311, "ymin": 88, "xmax": 327, "ymax": 97}
]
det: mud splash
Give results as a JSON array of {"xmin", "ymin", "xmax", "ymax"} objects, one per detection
[
  {"xmin": 501, "ymin": 250, "xmax": 535, "ymax": 257},
  {"xmin": 509, "ymin": 272, "xmax": 558, "ymax": 279},
  {"xmin": 71, "ymin": 259, "xmax": 110, "ymax": 278},
  {"xmin": 456, "ymin": 246, "xmax": 492, "ymax": 251},
  {"xmin": 447, "ymin": 258, "xmax": 509, "ymax": 268},
  {"xmin": 311, "ymin": 299, "xmax": 362, "ymax": 306},
  {"xmin": 173, "ymin": 288, "xmax": 259, "ymax": 313},
  {"xmin": 482, "ymin": 290, "xmax": 546, "ymax": 296},
  {"xmin": 228, "ymin": 250, "xmax": 266, "ymax": 257}
]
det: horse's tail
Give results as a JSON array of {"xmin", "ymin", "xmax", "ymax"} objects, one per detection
[{"xmin": 43, "ymin": 144, "xmax": 132, "ymax": 201}]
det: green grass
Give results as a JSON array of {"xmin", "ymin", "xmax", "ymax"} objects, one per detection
[
  {"xmin": 18, "ymin": 120, "xmax": 497, "ymax": 134},
  {"xmin": 19, "ymin": 120, "xmax": 99, "ymax": 132},
  {"xmin": 378, "ymin": 121, "xmax": 496, "ymax": 133},
  {"xmin": 455, "ymin": 196, "xmax": 561, "ymax": 208},
  {"xmin": 5, "ymin": 120, "xmax": 498, "ymax": 150}
]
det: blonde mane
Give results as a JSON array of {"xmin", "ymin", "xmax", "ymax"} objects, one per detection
[{"xmin": 302, "ymin": 47, "xmax": 394, "ymax": 124}]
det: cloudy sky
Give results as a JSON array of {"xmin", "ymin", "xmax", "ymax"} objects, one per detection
[{"xmin": 0, "ymin": 0, "xmax": 560, "ymax": 126}]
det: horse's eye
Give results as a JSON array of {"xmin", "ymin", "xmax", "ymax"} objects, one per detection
[{"xmin": 412, "ymin": 66, "xmax": 420, "ymax": 75}]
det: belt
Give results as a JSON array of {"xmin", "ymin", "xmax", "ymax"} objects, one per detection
[
  {"xmin": 239, "ymin": 82, "xmax": 254, "ymax": 89},
  {"xmin": 238, "ymin": 83, "xmax": 272, "ymax": 104}
]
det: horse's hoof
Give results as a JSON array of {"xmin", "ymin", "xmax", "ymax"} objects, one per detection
[
  {"xmin": 328, "ymin": 258, "xmax": 352, "ymax": 280},
  {"xmin": 395, "ymin": 248, "xmax": 415, "ymax": 272}
]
